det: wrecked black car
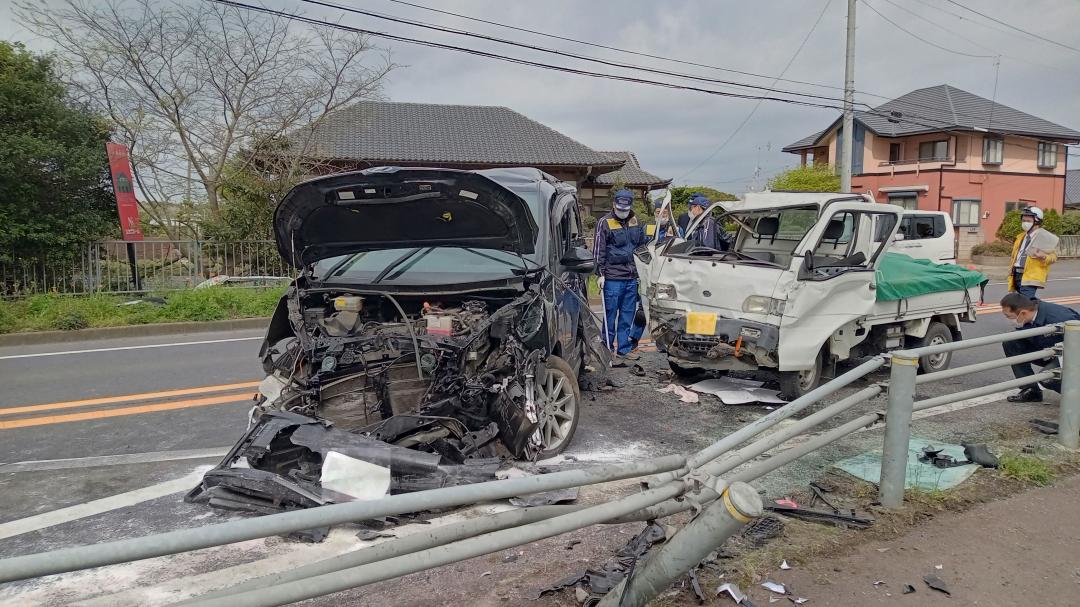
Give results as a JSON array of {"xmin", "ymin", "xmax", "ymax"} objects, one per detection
[{"xmin": 188, "ymin": 167, "xmax": 609, "ymax": 514}]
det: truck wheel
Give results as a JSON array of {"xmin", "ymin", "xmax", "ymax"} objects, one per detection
[
  {"xmin": 536, "ymin": 356, "xmax": 581, "ymax": 459},
  {"xmin": 915, "ymin": 322, "xmax": 953, "ymax": 374},
  {"xmin": 668, "ymin": 359, "xmax": 702, "ymax": 380},
  {"xmin": 778, "ymin": 350, "xmax": 823, "ymax": 401}
]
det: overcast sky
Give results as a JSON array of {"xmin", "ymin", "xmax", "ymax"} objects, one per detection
[{"xmin": 5, "ymin": 0, "xmax": 1079, "ymax": 194}]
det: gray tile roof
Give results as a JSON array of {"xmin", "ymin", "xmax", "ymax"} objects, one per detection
[
  {"xmin": 1067, "ymin": 169, "xmax": 1080, "ymax": 207},
  {"xmin": 300, "ymin": 101, "xmax": 623, "ymax": 169},
  {"xmin": 593, "ymin": 151, "xmax": 672, "ymax": 187},
  {"xmin": 783, "ymin": 85, "xmax": 1080, "ymax": 152}
]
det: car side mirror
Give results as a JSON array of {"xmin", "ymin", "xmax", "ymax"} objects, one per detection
[
  {"xmin": 803, "ymin": 249, "xmax": 814, "ymax": 271},
  {"xmin": 560, "ymin": 246, "xmax": 596, "ymax": 273}
]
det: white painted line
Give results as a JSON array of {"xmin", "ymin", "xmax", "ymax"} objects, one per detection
[
  {"xmin": 0, "ymin": 337, "xmax": 261, "ymax": 360},
  {"xmin": 0, "ymin": 448, "xmax": 229, "ymax": 473},
  {"xmin": 0, "ymin": 466, "xmax": 210, "ymax": 541},
  {"xmin": 988, "ymin": 276, "xmax": 1080, "ymax": 286}
]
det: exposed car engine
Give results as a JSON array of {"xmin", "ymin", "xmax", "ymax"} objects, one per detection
[{"xmin": 187, "ymin": 274, "xmax": 602, "ymax": 518}]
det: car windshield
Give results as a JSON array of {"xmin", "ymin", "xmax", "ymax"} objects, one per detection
[{"xmin": 312, "ymin": 185, "xmax": 544, "ymax": 285}]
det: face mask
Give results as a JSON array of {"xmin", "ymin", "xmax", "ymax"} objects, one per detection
[
  {"xmin": 614, "ymin": 208, "xmax": 630, "ymax": 219},
  {"xmin": 1021, "ymin": 221, "xmax": 1034, "ymax": 232}
]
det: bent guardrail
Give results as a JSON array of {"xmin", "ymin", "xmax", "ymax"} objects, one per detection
[{"xmin": 1, "ymin": 323, "xmax": 1077, "ymax": 607}]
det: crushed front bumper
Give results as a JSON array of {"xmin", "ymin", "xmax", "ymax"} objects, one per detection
[{"xmin": 649, "ymin": 307, "xmax": 780, "ymax": 371}]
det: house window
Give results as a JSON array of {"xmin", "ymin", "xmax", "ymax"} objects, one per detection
[
  {"xmin": 888, "ymin": 194, "xmax": 918, "ymax": 210},
  {"xmin": 1005, "ymin": 201, "xmax": 1022, "ymax": 214},
  {"xmin": 918, "ymin": 140, "xmax": 948, "ymax": 161},
  {"xmin": 952, "ymin": 199, "xmax": 981, "ymax": 227},
  {"xmin": 889, "ymin": 143, "xmax": 902, "ymax": 163},
  {"xmin": 1038, "ymin": 142, "xmax": 1058, "ymax": 168},
  {"xmin": 982, "ymin": 137, "xmax": 1003, "ymax": 165}
]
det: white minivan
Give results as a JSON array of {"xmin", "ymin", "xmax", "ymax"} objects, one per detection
[{"xmin": 892, "ymin": 211, "xmax": 956, "ymax": 263}]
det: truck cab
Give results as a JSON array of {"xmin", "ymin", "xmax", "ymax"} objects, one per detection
[
  {"xmin": 637, "ymin": 191, "xmax": 982, "ymax": 399},
  {"xmin": 893, "ymin": 211, "xmax": 956, "ymax": 264}
]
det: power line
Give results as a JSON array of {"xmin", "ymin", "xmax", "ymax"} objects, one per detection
[
  {"xmin": 369, "ymin": 0, "xmax": 1058, "ymax": 136},
  {"xmin": 941, "ymin": 0, "xmax": 1080, "ymax": 54},
  {"xmin": 677, "ymin": 0, "xmax": 833, "ymax": 181},
  {"xmin": 377, "ymin": 0, "xmax": 852, "ymax": 94},
  {"xmin": 859, "ymin": 0, "xmax": 995, "ymax": 58},
  {"xmin": 296, "ymin": 0, "xmax": 851, "ymax": 105},
  {"xmin": 209, "ymin": 0, "xmax": 849, "ymax": 111}
]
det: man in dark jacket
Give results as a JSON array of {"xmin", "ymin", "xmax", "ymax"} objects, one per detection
[
  {"xmin": 1000, "ymin": 292, "xmax": 1080, "ymax": 402},
  {"xmin": 684, "ymin": 193, "xmax": 731, "ymax": 251},
  {"xmin": 594, "ymin": 189, "xmax": 646, "ymax": 360}
]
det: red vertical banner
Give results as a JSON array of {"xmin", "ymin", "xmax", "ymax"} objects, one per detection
[{"xmin": 105, "ymin": 142, "xmax": 144, "ymax": 241}]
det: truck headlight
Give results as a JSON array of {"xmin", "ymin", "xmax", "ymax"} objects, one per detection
[
  {"xmin": 652, "ymin": 283, "xmax": 677, "ymax": 300},
  {"xmin": 742, "ymin": 295, "xmax": 785, "ymax": 315}
]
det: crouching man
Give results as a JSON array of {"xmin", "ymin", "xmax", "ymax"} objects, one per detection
[{"xmin": 1000, "ymin": 292, "xmax": 1080, "ymax": 403}]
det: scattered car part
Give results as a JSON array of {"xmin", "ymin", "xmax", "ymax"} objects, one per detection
[
  {"xmin": 902, "ymin": 584, "xmax": 916, "ymax": 594},
  {"xmin": 962, "ymin": 442, "xmax": 1000, "ymax": 468},
  {"xmin": 923, "ymin": 573, "xmax": 951, "ymax": 596},
  {"xmin": 765, "ymin": 501, "xmax": 873, "ymax": 529},
  {"xmin": 741, "ymin": 515, "xmax": 785, "ymax": 546},
  {"xmin": 509, "ymin": 486, "xmax": 579, "ymax": 507}
]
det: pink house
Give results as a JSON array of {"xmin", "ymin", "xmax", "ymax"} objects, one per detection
[{"xmin": 783, "ymin": 85, "xmax": 1080, "ymax": 259}]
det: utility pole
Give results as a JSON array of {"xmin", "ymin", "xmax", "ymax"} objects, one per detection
[{"xmin": 840, "ymin": 0, "xmax": 856, "ymax": 193}]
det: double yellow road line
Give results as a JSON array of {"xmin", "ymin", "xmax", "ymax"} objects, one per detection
[{"xmin": 0, "ymin": 381, "xmax": 259, "ymax": 430}]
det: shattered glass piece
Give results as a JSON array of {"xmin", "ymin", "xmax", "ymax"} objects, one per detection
[
  {"xmin": 762, "ymin": 581, "xmax": 786, "ymax": 594},
  {"xmin": 780, "ymin": 560, "xmax": 791, "ymax": 570},
  {"xmin": 716, "ymin": 582, "xmax": 747, "ymax": 603}
]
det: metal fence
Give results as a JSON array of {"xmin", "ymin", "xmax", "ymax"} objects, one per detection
[
  {"xmin": 1, "ymin": 324, "xmax": 1077, "ymax": 606},
  {"xmin": 1058, "ymin": 235, "xmax": 1080, "ymax": 258},
  {"xmin": 0, "ymin": 240, "xmax": 292, "ymax": 296}
]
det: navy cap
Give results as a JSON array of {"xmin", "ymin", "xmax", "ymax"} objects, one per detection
[
  {"xmin": 613, "ymin": 189, "xmax": 634, "ymax": 210},
  {"xmin": 688, "ymin": 193, "xmax": 710, "ymax": 208}
]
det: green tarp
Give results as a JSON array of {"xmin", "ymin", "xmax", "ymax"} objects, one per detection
[
  {"xmin": 875, "ymin": 252, "xmax": 987, "ymax": 302},
  {"xmin": 833, "ymin": 437, "xmax": 979, "ymax": 491}
]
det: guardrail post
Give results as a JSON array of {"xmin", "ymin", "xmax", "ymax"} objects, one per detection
[
  {"xmin": 596, "ymin": 482, "xmax": 762, "ymax": 607},
  {"xmin": 1058, "ymin": 321, "xmax": 1080, "ymax": 450},
  {"xmin": 879, "ymin": 352, "xmax": 918, "ymax": 509}
]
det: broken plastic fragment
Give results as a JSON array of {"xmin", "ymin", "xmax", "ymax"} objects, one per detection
[
  {"xmin": 934, "ymin": 564, "xmax": 943, "ymax": 570},
  {"xmin": 923, "ymin": 573, "xmax": 951, "ymax": 596},
  {"xmin": 902, "ymin": 584, "xmax": 916, "ymax": 594},
  {"xmin": 790, "ymin": 598, "xmax": 808, "ymax": 605},
  {"xmin": 716, "ymin": 583, "xmax": 747, "ymax": 603},
  {"xmin": 762, "ymin": 581, "xmax": 787, "ymax": 594},
  {"xmin": 319, "ymin": 451, "xmax": 391, "ymax": 501},
  {"xmin": 656, "ymin": 383, "xmax": 699, "ymax": 403},
  {"xmin": 872, "ymin": 580, "xmax": 885, "ymax": 586},
  {"xmin": 780, "ymin": 560, "xmax": 792, "ymax": 570},
  {"xmin": 480, "ymin": 571, "xmax": 492, "ymax": 578}
]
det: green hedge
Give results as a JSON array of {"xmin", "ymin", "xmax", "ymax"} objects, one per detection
[{"xmin": 0, "ymin": 287, "xmax": 285, "ymax": 334}]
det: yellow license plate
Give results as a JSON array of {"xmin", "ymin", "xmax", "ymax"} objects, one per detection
[{"xmin": 686, "ymin": 311, "xmax": 717, "ymax": 335}]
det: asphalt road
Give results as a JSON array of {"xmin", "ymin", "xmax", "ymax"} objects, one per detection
[{"xmin": 4, "ymin": 270, "xmax": 1080, "ymax": 605}]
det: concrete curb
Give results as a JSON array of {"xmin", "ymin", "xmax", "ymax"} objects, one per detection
[{"xmin": 0, "ymin": 317, "xmax": 269, "ymax": 347}]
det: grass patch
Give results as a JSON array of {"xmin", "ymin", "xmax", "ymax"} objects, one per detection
[
  {"xmin": 0, "ymin": 288, "xmax": 285, "ymax": 334},
  {"xmin": 1000, "ymin": 452, "xmax": 1054, "ymax": 486}
]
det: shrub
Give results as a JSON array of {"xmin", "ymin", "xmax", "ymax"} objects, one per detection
[
  {"xmin": 970, "ymin": 240, "xmax": 1013, "ymax": 257},
  {"xmin": 997, "ymin": 208, "xmax": 1064, "ymax": 242}
]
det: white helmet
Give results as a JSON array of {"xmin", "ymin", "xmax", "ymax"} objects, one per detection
[{"xmin": 1022, "ymin": 207, "xmax": 1044, "ymax": 223}]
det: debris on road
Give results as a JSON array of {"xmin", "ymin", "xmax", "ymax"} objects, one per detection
[
  {"xmin": 532, "ymin": 522, "xmax": 667, "ymax": 603},
  {"xmin": 765, "ymin": 499, "xmax": 874, "ymax": 529},
  {"xmin": 689, "ymin": 566, "xmax": 706, "ymax": 603},
  {"xmin": 742, "ymin": 515, "xmax": 785, "ymax": 546},
  {"xmin": 923, "ymin": 573, "xmax": 951, "ymax": 596},
  {"xmin": 780, "ymin": 560, "xmax": 792, "ymax": 570},
  {"xmin": 565, "ymin": 539, "xmax": 582, "ymax": 550},
  {"xmin": 834, "ymin": 436, "xmax": 979, "ymax": 492},
  {"xmin": 902, "ymin": 584, "xmax": 916, "ymax": 594},
  {"xmin": 716, "ymin": 582, "xmax": 752, "ymax": 605},
  {"xmin": 657, "ymin": 383, "xmax": 699, "ymax": 403},
  {"xmin": 687, "ymin": 378, "xmax": 786, "ymax": 405},
  {"xmin": 509, "ymin": 486, "xmax": 579, "ymax": 507},
  {"xmin": 963, "ymin": 443, "xmax": 1000, "ymax": 468},
  {"xmin": 761, "ymin": 581, "xmax": 787, "ymax": 594}
]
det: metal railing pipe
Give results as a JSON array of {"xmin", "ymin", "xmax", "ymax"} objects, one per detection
[
  {"xmin": 897, "ymin": 324, "xmax": 1058, "ymax": 358},
  {"xmin": 729, "ymin": 412, "xmax": 881, "ymax": 484},
  {"xmin": 187, "ymin": 482, "xmax": 688, "ymax": 607},
  {"xmin": 596, "ymin": 483, "xmax": 762, "ymax": 607},
  {"xmin": 704, "ymin": 386, "xmax": 882, "ymax": 477},
  {"xmin": 180, "ymin": 505, "xmax": 578, "ymax": 604},
  {"xmin": 670, "ymin": 357, "xmax": 885, "ymax": 477},
  {"xmin": 915, "ymin": 349, "xmax": 1057, "ymax": 384},
  {"xmin": 912, "ymin": 372, "xmax": 1056, "ymax": 412},
  {"xmin": 879, "ymin": 353, "xmax": 918, "ymax": 508},
  {"xmin": 1058, "ymin": 321, "xmax": 1080, "ymax": 449},
  {"xmin": 0, "ymin": 455, "xmax": 686, "ymax": 583}
]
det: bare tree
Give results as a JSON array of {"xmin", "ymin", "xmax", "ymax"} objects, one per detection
[{"xmin": 17, "ymin": 0, "xmax": 393, "ymax": 237}]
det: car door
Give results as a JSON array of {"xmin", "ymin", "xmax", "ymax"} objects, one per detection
[
  {"xmin": 552, "ymin": 195, "xmax": 585, "ymax": 367},
  {"xmin": 778, "ymin": 203, "xmax": 902, "ymax": 370}
]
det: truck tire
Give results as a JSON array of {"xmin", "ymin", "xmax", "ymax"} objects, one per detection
[
  {"xmin": 914, "ymin": 322, "xmax": 953, "ymax": 374},
  {"xmin": 778, "ymin": 349, "xmax": 823, "ymax": 401}
]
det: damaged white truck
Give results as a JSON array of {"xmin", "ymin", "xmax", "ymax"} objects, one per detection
[{"xmin": 637, "ymin": 192, "xmax": 987, "ymax": 400}]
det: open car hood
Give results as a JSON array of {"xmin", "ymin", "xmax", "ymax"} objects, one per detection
[{"xmin": 274, "ymin": 167, "xmax": 539, "ymax": 268}]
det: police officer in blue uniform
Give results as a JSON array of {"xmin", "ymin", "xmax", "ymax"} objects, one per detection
[
  {"xmin": 594, "ymin": 189, "xmax": 646, "ymax": 361},
  {"xmin": 685, "ymin": 193, "xmax": 731, "ymax": 251}
]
